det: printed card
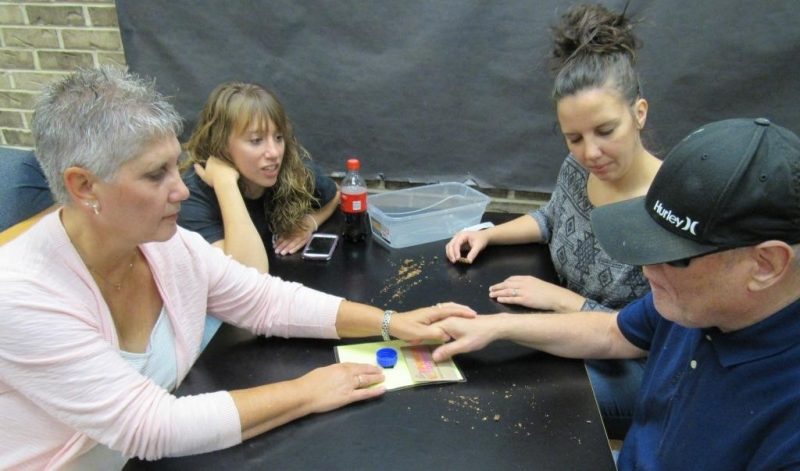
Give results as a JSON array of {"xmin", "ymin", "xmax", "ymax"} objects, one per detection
[{"xmin": 334, "ymin": 340, "xmax": 465, "ymax": 391}]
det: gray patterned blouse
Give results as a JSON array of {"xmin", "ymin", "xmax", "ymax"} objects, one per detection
[{"xmin": 530, "ymin": 155, "xmax": 651, "ymax": 312}]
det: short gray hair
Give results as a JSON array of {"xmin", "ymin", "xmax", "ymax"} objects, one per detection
[{"xmin": 31, "ymin": 66, "xmax": 183, "ymax": 204}]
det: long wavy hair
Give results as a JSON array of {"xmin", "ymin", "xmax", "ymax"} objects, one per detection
[{"xmin": 183, "ymin": 82, "xmax": 316, "ymax": 236}]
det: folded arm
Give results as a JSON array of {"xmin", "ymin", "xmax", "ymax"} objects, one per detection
[{"xmin": 197, "ymin": 158, "xmax": 269, "ymax": 273}]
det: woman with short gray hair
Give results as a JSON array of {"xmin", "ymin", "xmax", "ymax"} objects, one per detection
[{"xmin": 0, "ymin": 67, "xmax": 475, "ymax": 469}]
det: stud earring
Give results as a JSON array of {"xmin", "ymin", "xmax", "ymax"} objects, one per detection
[{"xmin": 86, "ymin": 200, "xmax": 100, "ymax": 215}]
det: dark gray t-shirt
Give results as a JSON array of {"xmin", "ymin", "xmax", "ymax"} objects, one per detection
[{"xmin": 178, "ymin": 159, "xmax": 337, "ymax": 246}]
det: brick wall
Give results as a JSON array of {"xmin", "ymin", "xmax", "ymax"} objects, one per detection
[
  {"xmin": 0, "ymin": 0, "xmax": 124, "ymax": 148},
  {"xmin": 0, "ymin": 0, "xmax": 546, "ymax": 213}
]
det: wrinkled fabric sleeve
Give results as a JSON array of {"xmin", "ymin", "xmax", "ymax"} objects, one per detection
[
  {"xmin": 529, "ymin": 206, "xmax": 553, "ymax": 245},
  {"xmin": 178, "ymin": 229, "xmax": 342, "ymax": 339},
  {"xmin": 615, "ymin": 293, "xmax": 660, "ymax": 352},
  {"xmin": 580, "ymin": 298, "xmax": 615, "ymax": 313},
  {"xmin": 528, "ymin": 156, "xmax": 574, "ymax": 244},
  {"xmin": 306, "ymin": 159, "xmax": 338, "ymax": 208},
  {"xmin": 0, "ymin": 222, "xmax": 341, "ymax": 463},
  {"xmin": 177, "ymin": 167, "xmax": 225, "ymax": 244},
  {"xmin": 0, "ymin": 275, "xmax": 241, "ymax": 460}
]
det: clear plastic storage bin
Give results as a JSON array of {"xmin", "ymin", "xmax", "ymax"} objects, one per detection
[{"xmin": 368, "ymin": 182, "xmax": 490, "ymax": 249}]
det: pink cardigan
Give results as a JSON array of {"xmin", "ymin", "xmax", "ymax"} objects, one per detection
[{"xmin": 0, "ymin": 212, "xmax": 343, "ymax": 469}]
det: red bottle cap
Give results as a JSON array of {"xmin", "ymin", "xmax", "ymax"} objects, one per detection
[{"xmin": 346, "ymin": 158, "xmax": 360, "ymax": 171}]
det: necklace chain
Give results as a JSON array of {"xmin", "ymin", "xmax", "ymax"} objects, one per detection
[{"xmin": 88, "ymin": 254, "xmax": 137, "ymax": 291}]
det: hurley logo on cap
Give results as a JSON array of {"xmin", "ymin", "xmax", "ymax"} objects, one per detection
[
  {"xmin": 652, "ymin": 200, "xmax": 699, "ymax": 235},
  {"xmin": 592, "ymin": 118, "xmax": 800, "ymax": 267}
]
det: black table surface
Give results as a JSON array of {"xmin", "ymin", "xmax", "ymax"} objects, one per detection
[{"xmin": 126, "ymin": 213, "xmax": 615, "ymax": 470}]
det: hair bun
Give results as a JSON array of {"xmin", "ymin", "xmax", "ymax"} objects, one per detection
[{"xmin": 551, "ymin": 3, "xmax": 640, "ymax": 70}]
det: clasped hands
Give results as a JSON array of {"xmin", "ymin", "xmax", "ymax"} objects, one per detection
[
  {"xmin": 315, "ymin": 303, "xmax": 491, "ymax": 414},
  {"xmin": 391, "ymin": 303, "xmax": 497, "ymax": 364},
  {"xmin": 386, "ymin": 281, "xmax": 580, "ymax": 365}
]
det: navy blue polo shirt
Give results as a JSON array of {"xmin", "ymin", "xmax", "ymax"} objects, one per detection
[{"xmin": 617, "ymin": 293, "xmax": 800, "ymax": 470}]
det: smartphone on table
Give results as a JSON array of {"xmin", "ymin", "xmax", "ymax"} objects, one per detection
[{"xmin": 302, "ymin": 233, "xmax": 339, "ymax": 260}]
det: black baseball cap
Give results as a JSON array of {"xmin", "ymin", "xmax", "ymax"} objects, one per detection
[{"xmin": 592, "ymin": 118, "xmax": 800, "ymax": 266}]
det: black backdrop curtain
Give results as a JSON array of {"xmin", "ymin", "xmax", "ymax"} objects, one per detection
[{"xmin": 116, "ymin": 0, "xmax": 800, "ymax": 192}]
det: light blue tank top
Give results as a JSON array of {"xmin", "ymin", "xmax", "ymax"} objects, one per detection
[{"xmin": 68, "ymin": 309, "xmax": 178, "ymax": 470}]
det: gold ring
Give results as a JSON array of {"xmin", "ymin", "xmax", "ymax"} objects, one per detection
[
  {"xmin": 436, "ymin": 303, "xmax": 443, "ymax": 308},
  {"xmin": 357, "ymin": 375, "xmax": 363, "ymax": 387}
]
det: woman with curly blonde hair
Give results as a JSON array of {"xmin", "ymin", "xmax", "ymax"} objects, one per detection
[{"xmin": 180, "ymin": 82, "xmax": 339, "ymax": 272}]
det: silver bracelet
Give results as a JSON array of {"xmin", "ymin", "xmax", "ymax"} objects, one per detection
[{"xmin": 381, "ymin": 310, "xmax": 394, "ymax": 341}]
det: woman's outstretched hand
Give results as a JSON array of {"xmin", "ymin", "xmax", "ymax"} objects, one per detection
[{"xmin": 489, "ymin": 275, "xmax": 585, "ymax": 312}]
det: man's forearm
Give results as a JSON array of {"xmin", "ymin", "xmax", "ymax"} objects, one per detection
[{"xmin": 496, "ymin": 312, "xmax": 646, "ymax": 359}]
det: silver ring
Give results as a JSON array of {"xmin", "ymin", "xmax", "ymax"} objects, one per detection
[{"xmin": 512, "ymin": 288, "xmax": 518, "ymax": 297}]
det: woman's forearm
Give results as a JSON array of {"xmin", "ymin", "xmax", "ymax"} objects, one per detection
[
  {"xmin": 213, "ymin": 180, "xmax": 269, "ymax": 273},
  {"xmin": 230, "ymin": 378, "xmax": 313, "ymax": 440},
  {"xmin": 310, "ymin": 190, "xmax": 340, "ymax": 229},
  {"xmin": 484, "ymin": 214, "xmax": 543, "ymax": 245},
  {"xmin": 231, "ymin": 362, "xmax": 385, "ymax": 440},
  {"xmin": 334, "ymin": 300, "xmax": 384, "ymax": 338}
]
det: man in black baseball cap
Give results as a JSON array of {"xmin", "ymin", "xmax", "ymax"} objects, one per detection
[
  {"xmin": 432, "ymin": 118, "xmax": 800, "ymax": 469},
  {"xmin": 592, "ymin": 117, "xmax": 800, "ymax": 266}
]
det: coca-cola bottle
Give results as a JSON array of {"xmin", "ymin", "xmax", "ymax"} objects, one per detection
[{"xmin": 340, "ymin": 157, "xmax": 370, "ymax": 243}]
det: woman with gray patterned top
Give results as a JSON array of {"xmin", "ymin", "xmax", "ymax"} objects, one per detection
[{"xmin": 444, "ymin": 3, "xmax": 660, "ymax": 439}]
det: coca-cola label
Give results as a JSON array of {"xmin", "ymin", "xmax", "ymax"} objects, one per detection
[{"xmin": 341, "ymin": 192, "xmax": 367, "ymax": 213}]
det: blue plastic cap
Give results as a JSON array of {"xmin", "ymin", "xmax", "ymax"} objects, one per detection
[{"xmin": 376, "ymin": 347, "xmax": 398, "ymax": 368}]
